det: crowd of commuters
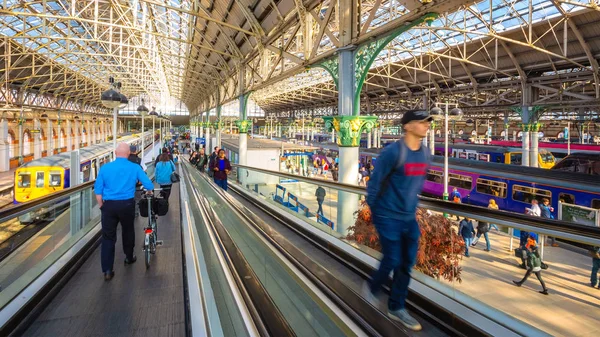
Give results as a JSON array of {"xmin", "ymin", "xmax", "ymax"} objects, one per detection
[{"xmin": 188, "ymin": 145, "xmax": 232, "ymax": 191}]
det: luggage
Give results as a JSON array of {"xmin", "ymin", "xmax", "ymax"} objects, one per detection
[{"xmin": 138, "ymin": 198, "xmax": 169, "ymax": 217}]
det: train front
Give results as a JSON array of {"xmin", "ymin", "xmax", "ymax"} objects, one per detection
[{"xmin": 14, "ymin": 166, "xmax": 65, "ymax": 204}]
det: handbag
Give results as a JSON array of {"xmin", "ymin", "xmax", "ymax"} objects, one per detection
[
  {"xmin": 170, "ymin": 161, "xmax": 180, "ymax": 183},
  {"xmin": 514, "ymin": 248, "xmax": 525, "ymax": 258},
  {"xmin": 541, "ymin": 262, "xmax": 549, "ymax": 270}
]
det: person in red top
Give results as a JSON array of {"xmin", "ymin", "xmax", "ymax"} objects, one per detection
[{"xmin": 209, "ymin": 149, "xmax": 232, "ymax": 191}]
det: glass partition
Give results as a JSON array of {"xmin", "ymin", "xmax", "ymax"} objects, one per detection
[
  {"xmin": 187, "ymin": 165, "xmax": 356, "ymax": 336},
  {"xmin": 228, "ymin": 164, "xmax": 600, "ymax": 337},
  {"xmin": 0, "ymin": 184, "xmax": 99, "ymax": 308}
]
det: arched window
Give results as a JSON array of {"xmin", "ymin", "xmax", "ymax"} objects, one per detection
[
  {"xmin": 40, "ymin": 131, "xmax": 44, "ymax": 152},
  {"xmin": 7, "ymin": 133, "xmax": 14, "ymax": 158},
  {"xmin": 60, "ymin": 129, "xmax": 65, "ymax": 147},
  {"xmin": 82, "ymin": 127, "xmax": 87, "ymax": 144},
  {"xmin": 23, "ymin": 132, "xmax": 31, "ymax": 155}
]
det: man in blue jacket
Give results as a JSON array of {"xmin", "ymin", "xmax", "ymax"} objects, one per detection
[{"xmin": 365, "ymin": 110, "xmax": 432, "ymax": 331}]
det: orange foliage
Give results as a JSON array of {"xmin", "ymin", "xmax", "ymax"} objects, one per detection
[{"xmin": 346, "ymin": 206, "xmax": 464, "ymax": 282}]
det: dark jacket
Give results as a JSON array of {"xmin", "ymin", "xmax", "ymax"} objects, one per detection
[
  {"xmin": 477, "ymin": 221, "xmax": 489, "ymax": 234},
  {"xmin": 209, "ymin": 157, "xmax": 231, "ymax": 180},
  {"xmin": 458, "ymin": 219, "xmax": 476, "ymax": 238},
  {"xmin": 527, "ymin": 250, "xmax": 542, "ymax": 269},
  {"xmin": 196, "ymin": 154, "xmax": 208, "ymax": 168},
  {"xmin": 315, "ymin": 187, "xmax": 326, "ymax": 201},
  {"xmin": 127, "ymin": 154, "xmax": 141, "ymax": 166}
]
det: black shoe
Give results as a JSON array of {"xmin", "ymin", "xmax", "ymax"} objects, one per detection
[
  {"xmin": 104, "ymin": 271, "xmax": 115, "ymax": 281},
  {"xmin": 484, "ymin": 249, "xmax": 491, "ymax": 252},
  {"xmin": 124, "ymin": 255, "xmax": 137, "ymax": 265},
  {"xmin": 512, "ymin": 280, "xmax": 522, "ymax": 287},
  {"xmin": 539, "ymin": 290, "xmax": 549, "ymax": 295}
]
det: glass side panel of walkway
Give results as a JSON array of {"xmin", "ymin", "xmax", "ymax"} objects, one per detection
[{"xmin": 225, "ymin": 164, "xmax": 600, "ymax": 337}]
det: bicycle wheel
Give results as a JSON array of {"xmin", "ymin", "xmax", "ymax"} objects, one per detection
[{"xmin": 145, "ymin": 235, "xmax": 151, "ymax": 269}]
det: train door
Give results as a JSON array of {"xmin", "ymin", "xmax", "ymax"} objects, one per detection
[{"xmin": 91, "ymin": 159, "xmax": 98, "ymax": 179}]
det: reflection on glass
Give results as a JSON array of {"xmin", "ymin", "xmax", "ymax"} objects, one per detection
[{"xmin": 0, "ymin": 187, "xmax": 101, "ymax": 308}]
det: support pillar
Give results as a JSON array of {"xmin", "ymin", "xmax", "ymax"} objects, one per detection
[
  {"xmin": 367, "ymin": 130, "xmax": 372, "ymax": 148},
  {"xmin": 66, "ymin": 120, "xmax": 73, "ymax": 151},
  {"xmin": 0, "ymin": 119, "xmax": 9, "ymax": 172},
  {"xmin": 46, "ymin": 118, "xmax": 53, "ymax": 155},
  {"xmin": 521, "ymin": 124, "xmax": 530, "ymax": 167},
  {"xmin": 74, "ymin": 120, "xmax": 80, "ymax": 150},
  {"xmin": 33, "ymin": 119, "xmax": 41, "ymax": 159},
  {"xmin": 530, "ymin": 123, "xmax": 540, "ymax": 168},
  {"xmin": 205, "ymin": 122, "xmax": 211, "ymax": 153}
]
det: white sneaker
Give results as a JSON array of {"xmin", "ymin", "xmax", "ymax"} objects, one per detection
[
  {"xmin": 361, "ymin": 281, "xmax": 377, "ymax": 304},
  {"xmin": 388, "ymin": 308, "xmax": 422, "ymax": 331}
]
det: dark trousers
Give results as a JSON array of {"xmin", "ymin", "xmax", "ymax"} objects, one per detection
[
  {"xmin": 214, "ymin": 178, "xmax": 228, "ymax": 191},
  {"xmin": 159, "ymin": 184, "xmax": 172, "ymax": 200},
  {"xmin": 519, "ymin": 269, "xmax": 547, "ymax": 290},
  {"xmin": 317, "ymin": 199, "xmax": 324, "ymax": 215},
  {"xmin": 592, "ymin": 258, "xmax": 600, "ymax": 287},
  {"xmin": 100, "ymin": 199, "xmax": 135, "ymax": 273},
  {"xmin": 370, "ymin": 216, "xmax": 419, "ymax": 311}
]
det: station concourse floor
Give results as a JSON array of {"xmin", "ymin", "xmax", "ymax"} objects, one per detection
[
  {"xmin": 254, "ymin": 180, "xmax": 600, "ymax": 337},
  {"xmin": 22, "ymin": 182, "xmax": 184, "ymax": 337}
]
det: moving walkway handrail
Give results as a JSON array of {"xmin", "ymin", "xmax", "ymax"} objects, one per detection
[
  {"xmin": 232, "ymin": 163, "xmax": 600, "ymax": 246},
  {"xmin": 0, "ymin": 181, "xmax": 95, "ymax": 224},
  {"xmin": 182, "ymin": 163, "xmax": 294, "ymax": 337}
]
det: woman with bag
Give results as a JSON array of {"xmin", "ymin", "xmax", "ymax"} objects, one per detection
[
  {"xmin": 513, "ymin": 245, "xmax": 549, "ymax": 295},
  {"xmin": 155, "ymin": 153, "xmax": 176, "ymax": 200}
]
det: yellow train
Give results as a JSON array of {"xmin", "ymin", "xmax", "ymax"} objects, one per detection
[{"xmin": 14, "ymin": 132, "xmax": 153, "ymax": 204}]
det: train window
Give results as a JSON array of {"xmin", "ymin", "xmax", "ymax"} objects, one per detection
[
  {"xmin": 18, "ymin": 173, "xmax": 31, "ymax": 188},
  {"xmin": 512, "ymin": 185, "xmax": 552, "ymax": 204},
  {"xmin": 36, "ymin": 172, "xmax": 45, "ymax": 188},
  {"xmin": 50, "ymin": 171, "xmax": 61, "ymax": 187},
  {"xmin": 82, "ymin": 165, "xmax": 91, "ymax": 181},
  {"xmin": 558, "ymin": 193, "xmax": 575, "ymax": 204},
  {"xmin": 426, "ymin": 170, "xmax": 443, "ymax": 184},
  {"xmin": 509, "ymin": 153, "xmax": 522, "ymax": 165},
  {"xmin": 448, "ymin": 173, "xmax": 472, "ymax": 189},
  {"xmin": 592, "ymin": 199, "xmax": 600, "ymax": 210},
  {"xmin": 476, "ymin": 179, "xmax": 507, "ymax": 198}
]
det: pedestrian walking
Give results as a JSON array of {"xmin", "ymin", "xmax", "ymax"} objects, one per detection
[
  {"xmin": 459, "ymin": 217, "xmax": 476, "ymax": 257},
  {"xmin": 472, "ymin": 220, "xmax": 491, "ymax": 252},
  {"xmin": 364, "ymin": 109, "xmax": 433, "ymax": 331},
  {"xmin": 513, "ymin": 245, "xmax": 549, "ymax": 295},
  {"xmin": 315, "ymin": 186, "xmax": 326, "ymax": 215},
  {"xmin": 155, "ymin": 153, "xmax": 176, "ymax": 200},
  {"xmin": 209, "ymin": 149, "xmax": 231, "ymax": 191},
  {"xmin": 94, "ymin": 143, "xmax": 154, "ymax": 281},
  {"xmin": 591, "ymin": 246, "xmax": 600, "ymax": 289}
]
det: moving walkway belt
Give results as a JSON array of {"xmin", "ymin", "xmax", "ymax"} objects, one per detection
[{"xmin": 182, "ymin": 161, "xmax": 462, "ymax": 336}]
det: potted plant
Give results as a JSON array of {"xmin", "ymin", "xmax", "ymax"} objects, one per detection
[{"xmin": 347, "ymin": 206, "xmax": 465, "ymax": 282}]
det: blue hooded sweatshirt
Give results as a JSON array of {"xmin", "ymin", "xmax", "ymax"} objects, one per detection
[{"xmin": 366, "ymin": 140, "xmax": 429, "ymax": 222}]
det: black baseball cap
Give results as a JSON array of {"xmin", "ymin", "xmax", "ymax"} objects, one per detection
[{"xmin": 401, "ymin": 110, "xmax": 433, "ymax": 125}]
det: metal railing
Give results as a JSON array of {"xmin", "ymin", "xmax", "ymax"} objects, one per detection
[{"xmin": 232, "ymin": 163, "xmax": 600, "ymax": 247}]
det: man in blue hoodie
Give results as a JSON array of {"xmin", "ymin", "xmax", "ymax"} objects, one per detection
[{"xmin": 365, "ymin": 110, "xmax": 432, "ymax": 331}]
